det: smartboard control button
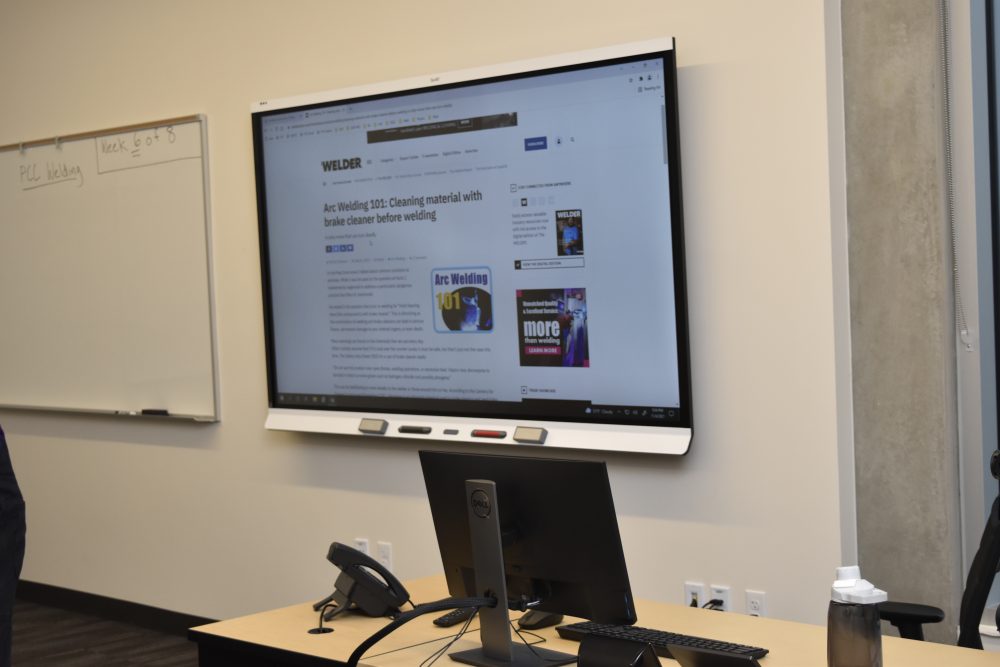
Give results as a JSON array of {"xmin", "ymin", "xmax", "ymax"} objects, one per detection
[
  {"xmin": 358, "ymin": 418, "xmax": 388, "ymax": 434},
  {"xmin": 513, "ymin": 427, "xmax": 547, "ymax": 444},
  {"xmin": 471, "ymin": 429, "xmax": 507, "ymax": 439}
]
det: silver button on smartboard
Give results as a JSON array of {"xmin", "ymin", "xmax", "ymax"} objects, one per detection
[
  {"xmin": 513, "ymin": 427, "xmax": 547, "ymax": 444},
  {"xmin": 358, "ymin": 418, "xmax": 388, "ymax": 434}
]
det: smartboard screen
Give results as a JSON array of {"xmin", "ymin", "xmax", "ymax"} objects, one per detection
[{"xmin": 252, "ymin": 38, "xmax": 692, "ymax": 454}]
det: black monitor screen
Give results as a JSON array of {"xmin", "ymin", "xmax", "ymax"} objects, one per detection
[
  {"xmin": 252, "ymin": 38, "xmax": 692, "ymax": 455},
  {"xmin": 419, "ymin": 450, "xmax": 636, "ymax": 625}
]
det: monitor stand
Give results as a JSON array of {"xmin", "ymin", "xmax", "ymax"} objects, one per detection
[{"xmin": 447, "ymin": 479, "xmax": 575, "ymax": 667}]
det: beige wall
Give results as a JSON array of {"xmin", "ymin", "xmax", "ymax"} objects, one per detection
[{"xmin": 0, "ymin": 0, "xmax": 849, "ymax": 625}]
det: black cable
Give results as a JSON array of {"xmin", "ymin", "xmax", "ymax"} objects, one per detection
[
  {"xmin": 345, "ymin": 596, "xmax": 495, "ymax": 667},
  {"xmin": 360, "ymin": 627, "xmax": 476, "ymax": 660},
  {"xmin": 508, "ymin": 618, "xmax": 568, "ymax": 663},
  {"xmin": 419, "ymin": 607, "xmax": 479, "ymax": 667},
  {"xmin": 307, "ymin": 603, "xmax": 338, "ymax": 635},
  {"xmin": 312, "ymin": 591, "xmax": 336, "ymax": 611},
  {"xmin": 510, "ymin": 624, "xmax": 547, "ymax": 646}
]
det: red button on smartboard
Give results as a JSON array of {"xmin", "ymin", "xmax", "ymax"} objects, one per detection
[{"xmin": 471, "ymin": 429, "xmax": 507, "ymax": 439}]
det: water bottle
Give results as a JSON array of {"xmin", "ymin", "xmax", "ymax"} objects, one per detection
[{"xmin": 827, "ymin": 565, "xmax": 886, "ymax": 667}]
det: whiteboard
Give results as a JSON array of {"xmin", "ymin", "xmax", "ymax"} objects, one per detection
[{"xmin": 0, "ymin": 116, "xmax": 218, "ymax": 421}]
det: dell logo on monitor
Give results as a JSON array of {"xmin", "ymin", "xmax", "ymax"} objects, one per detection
[{"xmin": 471, "ymin": 489, "xmax": 492, "ymax": 518}]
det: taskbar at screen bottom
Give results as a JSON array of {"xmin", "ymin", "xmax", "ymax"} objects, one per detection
[{"xmin": 271, "ymin": 392, "xmax": 686, "ymax": 428}]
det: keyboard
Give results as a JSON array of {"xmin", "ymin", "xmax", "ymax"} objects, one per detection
[{"xmin": 555, "ymin": 621, "xmax": 769, "ymax": 661}]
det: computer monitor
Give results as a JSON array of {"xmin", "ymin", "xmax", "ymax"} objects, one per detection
[{"xmin": 419, "ymin": 450, "xmax": 636, "ymax": 666}]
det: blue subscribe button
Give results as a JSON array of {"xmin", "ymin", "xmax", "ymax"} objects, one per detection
[{"xmin": 524, "ymin": 136, "xmax": 547, "ymax": 151}]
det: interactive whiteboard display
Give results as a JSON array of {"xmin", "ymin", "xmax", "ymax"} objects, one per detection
[{"xmin": 253, "ymin": 39, "xmax": 690, "ymax": 454}]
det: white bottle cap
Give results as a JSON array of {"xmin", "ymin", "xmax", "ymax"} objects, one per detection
[{"xmin": 831, "ymin": 565, "xmax": 887, "ymax": 604}]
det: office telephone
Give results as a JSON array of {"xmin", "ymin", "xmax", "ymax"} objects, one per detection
[{"xmin": 313, "ymin": 542, "xmax": 410, "ymax": 621}]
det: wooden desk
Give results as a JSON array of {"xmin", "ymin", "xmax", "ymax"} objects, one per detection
[{"xmin": 189, "ymin": 577, "xmax": 999, "ymax": 666}]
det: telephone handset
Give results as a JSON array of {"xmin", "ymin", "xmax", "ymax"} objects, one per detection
[{"xmin": 313, "ymin": 542, "xmax": 410, "ymax": 622}]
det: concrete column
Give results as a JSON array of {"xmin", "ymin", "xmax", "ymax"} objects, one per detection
[{"xmin": 841, "ymin": 0, "xmax": 964, "ymax": 643}]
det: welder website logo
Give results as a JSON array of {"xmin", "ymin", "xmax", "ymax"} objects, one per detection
[{"xmin": 321, "ymin": 157, "xmax": 362, "ymax": 171}]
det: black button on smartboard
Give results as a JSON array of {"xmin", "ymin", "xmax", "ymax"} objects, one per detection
[{"xmin": 398, "ymin": 425, "xmax": 432, "ymax": 434}]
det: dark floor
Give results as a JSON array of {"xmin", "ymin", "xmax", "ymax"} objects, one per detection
[{"xmin": 11, "ymin": 599, "xmax": 198, "ymax": 666}]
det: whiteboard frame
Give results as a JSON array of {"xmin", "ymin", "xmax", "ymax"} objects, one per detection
[{"xmin": 0, "ymin": 115, "xmax": 220, "ymax": 422}]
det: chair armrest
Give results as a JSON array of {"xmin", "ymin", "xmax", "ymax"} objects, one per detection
[{"xmin": 878, "ymin": 601, "xmax": 945, "ymax": 640}]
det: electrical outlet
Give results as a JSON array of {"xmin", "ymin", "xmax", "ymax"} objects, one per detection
[
  {"xmin": 709, "ymin": 584, "xmax": 731, "ymax": 612},
  {"xmin": 376, "ymin": 540, "xmax": 393, "ymax": 572},
  {"xmin": 683, "ymin": 581, "xmax": 706, "ymax": 608},
  {"xmin": 746, "ymin": 589, "xmax": 767, "ymax": 617},
  {"xmin": 354, "ymin": 537, "xmax": 370, "ymax": 555}
]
